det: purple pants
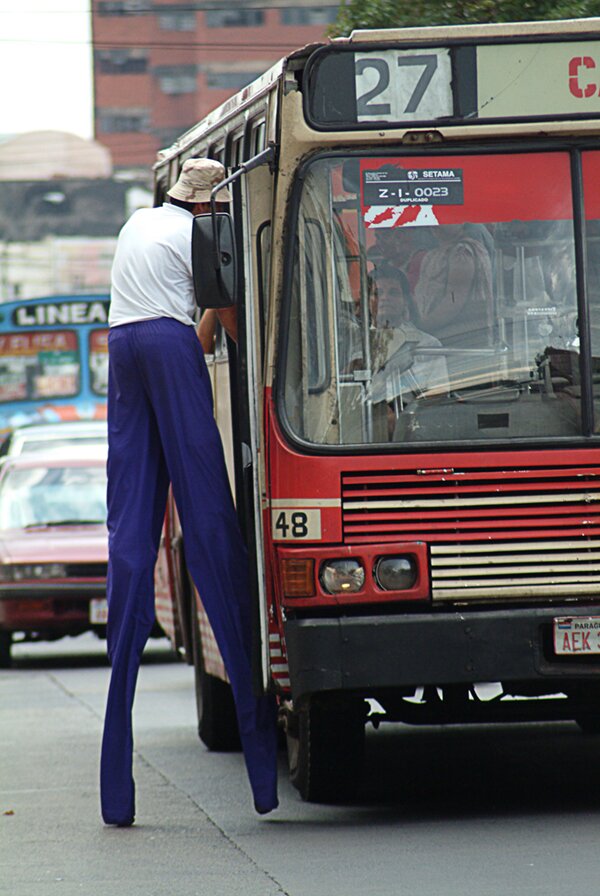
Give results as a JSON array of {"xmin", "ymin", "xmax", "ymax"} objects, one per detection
[{"xmin": 100, "ymin": 318, "xmax": 278, "ymax": 825}]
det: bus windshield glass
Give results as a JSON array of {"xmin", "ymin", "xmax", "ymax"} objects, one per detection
[
  {"xmin": 281, "ymin": 149, "xmax": 600, "ymax": 446},
  {"xmin": 89, "ymin": 329, "xmax": 109, "ymax": 397},
  {"xmin": 0, "ymin": 331, "xmax": 80, "ymax": 404}
]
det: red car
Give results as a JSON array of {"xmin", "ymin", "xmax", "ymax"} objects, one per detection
[{"xmin": 0, "ymin": 448, "xmax": 108, "ymax": 667}]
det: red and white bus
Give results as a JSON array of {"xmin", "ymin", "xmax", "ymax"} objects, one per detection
[{"xmin": 154, "ymin": 17, "xmax": 600, "ymax": 801}]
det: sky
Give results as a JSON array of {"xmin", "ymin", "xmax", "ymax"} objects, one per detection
[{"xmin": 0, "ymin": 0, "xmax": 93, "ymax": 139}]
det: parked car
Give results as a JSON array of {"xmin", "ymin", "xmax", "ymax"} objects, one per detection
[
  {"xmin": 0, "ymin": 420, "xmax": 107, "ymax": 457},
  {"xmin": 0, "ymin": 447, "xmax": 108, "ymax": 667}
]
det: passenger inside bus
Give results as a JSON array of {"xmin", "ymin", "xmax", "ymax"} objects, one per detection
[
  {"xmin": 410, "ymin": 223, "xmax": 494, "ymax": 349},
  {"xmin": 367, "ymin": 225, "xmax": 432, "ymax": 294}
]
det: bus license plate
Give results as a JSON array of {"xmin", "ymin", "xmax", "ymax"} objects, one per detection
[
  {"xmin": 553, "ymin": 617, "xmax": 600, "ymax": 655},
  {"xmin": 90, "ymin": 598, "xmax": 108, "ymax": 624}
]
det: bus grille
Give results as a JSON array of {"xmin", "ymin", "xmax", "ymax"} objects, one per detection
[
  {"xmin": 429, "ymin": 538, "xmax": 600, "ymax": 601},
  {"xmin": 341, "ymin": 461, "xmax": 600, "ymax": 602}
]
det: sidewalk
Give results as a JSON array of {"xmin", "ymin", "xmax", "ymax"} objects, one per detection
[{"xmin": 0, "ymin": 640, "xmax": 284, "ymax": 896}]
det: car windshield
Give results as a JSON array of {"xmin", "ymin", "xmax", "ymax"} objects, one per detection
[
  {"xmin": 15, "ymin": 435, "xmax": 107, "ymax": 454},
  {"xmin": 280, "ymin": 150, "xmax": 600, "ymax": 446},
  {"xmin": 0, "ymin": 464, "xmax": 107, "ymax": 529}
]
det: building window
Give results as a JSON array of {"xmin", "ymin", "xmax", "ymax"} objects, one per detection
[
  {"xmin": 206, "ymin": 70, "xmax": 262, "ymax": 90},
  {"xmin": 97, "ymin": 108, "xmax": 151, "ymax": 133},
  {"xmin": 280, "ymin": 6, "xmax": 338, "ymax": 25},
  {"xmin": 96, "ymin": 49, "xmax": 149, "ymax": 74},
  {"xmin": 205, "ymin": 9, "xmax": 264, "ymax": 27},
  {"xmin": 157, "ymin": 10, "xmax": 196, "ymax": 31},
  {"xmin": 97, "ymin": 0, "xmax": 151, "ymax": 14},
  {"xmin": 155, "ymin": 65, "xmax": 197, "ymax": 95}
]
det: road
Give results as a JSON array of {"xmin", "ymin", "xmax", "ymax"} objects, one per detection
[{"xmin": 2, "ymin": 634, "xmax": 600, "ymax": 896}]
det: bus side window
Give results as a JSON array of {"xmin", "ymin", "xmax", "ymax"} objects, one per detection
[
  {"xmin": 284, "ymin": 215, "xmax": 333, "ymax": 440},
  {"xmin": 250, "ymin": 120, "xmax": 266, "ymax": 156},
  {"xmin": 257, "ymin": 221, "xmax": 271, "ymax": 356},
  {"xmin": 209, "ymin": 143, "xmax": 225, "ymax": 164},
  {"xmin": 303, "ymin": 219, "xmax": 330, "ymax": 394},
  {"xmin": 227, "ymin": 131, "xmax": 244, "ymax": 169},
  {"xmin": 214, "ymin": 321, "xmax": 228, "ymax": 360},
  {"xmin": 154, "ymin": 177, "xmax": 168, "ymax": 206}
]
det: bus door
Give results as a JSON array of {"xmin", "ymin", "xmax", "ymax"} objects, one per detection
[{"xmin": 223, "ymin": 160, "xmax": 272, "ymax": 693}]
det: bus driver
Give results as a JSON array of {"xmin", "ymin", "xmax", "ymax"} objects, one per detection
[{"xmin": 369, "ymin": 266, "xmax": 449, "ymax": 438}]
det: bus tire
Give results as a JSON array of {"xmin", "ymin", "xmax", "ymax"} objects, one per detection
[
  {"xmin": 190, "ymin": 595, "xmax": 240, "ymax": 752},
  {"xmin": 287, "ymin": 694, "xmax": 366, "ymax": 803},
  {"xmin": 0, "ymin": 631, "xmax": 11, "ymax": 668},
  {"xmin": 575, "ymin": 714, "xmax": 600, "ymax": 735}
]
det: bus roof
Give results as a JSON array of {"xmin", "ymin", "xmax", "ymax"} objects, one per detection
[
  {"xmin": 348, "ymin": 16, "xmax": 600, "ymax": 43},
  {"xmin": 154, "ymin": 43, "xmax": 323, "ymax": 169},
  {"xmin": 154, "ymin": 16, "xmax": 600, "ymax": 168}
]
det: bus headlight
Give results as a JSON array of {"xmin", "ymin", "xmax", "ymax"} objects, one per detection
[
  {"xmin": 375, "ymin": 556, "xmax": 417, "ymax": 591},
  {"xmin": 320, "ymin": 559, "xmax": 365, "ymax": 594}
]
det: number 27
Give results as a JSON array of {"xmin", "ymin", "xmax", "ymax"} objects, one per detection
[{"xmin": 356, "ymin": 54, "xmax": 439, "ymax": 116}]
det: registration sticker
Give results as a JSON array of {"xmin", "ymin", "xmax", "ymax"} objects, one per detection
[
  {"xmin": 553, "ymin": 616, "xmax": 600, "ymax": 655},
  {"xmin": 90, "ymin": 598, "xmax": 108, "ymax": 625}
]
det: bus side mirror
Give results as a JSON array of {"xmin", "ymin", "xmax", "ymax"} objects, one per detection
[{"xmin": 192, "ymin": 212, "xmax": 237, "ymax": 308}]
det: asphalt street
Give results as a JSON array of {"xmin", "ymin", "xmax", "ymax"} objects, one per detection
[{"xmin": 3, "ymin": 634, "xmax": 600, "ymax": 896}]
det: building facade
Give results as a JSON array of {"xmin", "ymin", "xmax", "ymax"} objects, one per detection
[
  {"xmin": 0, "ymin": 161, "xmax": 152, "ymax": 301},
  {"xmin": 91, "ymin": 0, "xmax": 339, "ymax": 169}
]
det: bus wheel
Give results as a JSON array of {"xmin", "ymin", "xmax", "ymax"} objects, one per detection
[
  {"xmin": 190, "ymin": 597, "xmax": 240, "ymax": 752},
  {"xmin": 287, "ymin": 694, "xmax": 366, "ymax": 803},
  {"xmin": 0, "ymin": 631, "xmax": 12, "ymax": 668},
  {"xmin": 575, "ymin": 714, "xmax": 600, "ymax": 735}
]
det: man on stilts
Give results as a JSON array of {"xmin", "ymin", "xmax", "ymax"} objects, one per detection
[{"xmin": 100, "ymin": 158, "xmax": 278, "ymax": 826}]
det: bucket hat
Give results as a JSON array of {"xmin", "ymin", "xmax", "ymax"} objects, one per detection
[{"xmin": 167, "ymin": 158, "xmax": 232, "ymax": 203}]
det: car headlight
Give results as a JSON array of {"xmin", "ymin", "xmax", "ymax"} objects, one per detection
[
  {"xmin": 374, "ymin": 556, "xmax": 417, "ymax": 591},
  {"xmin": 0, "ymin": 563, "xmax": 67, "ymax": 582},
  {"xmin": 320, "ymin": 559, "xmax": 365, "ymax": 594}
]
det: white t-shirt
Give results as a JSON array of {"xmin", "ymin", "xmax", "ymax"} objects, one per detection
[{"xmin": 109, "ymin": 202, "xmax": 197, "ymax": 328}]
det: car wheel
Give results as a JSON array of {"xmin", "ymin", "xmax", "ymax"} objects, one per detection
[
  {"xmin": 190, "ymin": 595, "xmax": 240, "ymax": 751},
  {"xmin": 0, "ymin": 631, "xmax": 12, "ymax": 668}
]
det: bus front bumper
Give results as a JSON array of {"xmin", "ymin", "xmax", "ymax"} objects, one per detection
[{"xmin": 284, "ymin": 605, "xmax": 600, "ymax": 702}]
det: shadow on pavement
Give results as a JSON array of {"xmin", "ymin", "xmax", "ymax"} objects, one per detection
[
  {"xmin": 9, "ymin": 634, "xmax": 176, "ymax": 670},
  {"xmin": 356, "ymin": 719, "xmax": 600, "ymax": 818}
]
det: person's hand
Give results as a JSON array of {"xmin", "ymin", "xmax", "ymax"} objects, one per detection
[
  {"xmin": 197, "ymin": 309, "xmax": 217, "ymax": 354},
  {"xmin": 217, "ymin": 305, "xmax": 238, "ymax": 343}
]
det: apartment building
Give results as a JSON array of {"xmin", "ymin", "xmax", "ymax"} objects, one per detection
[{"xmin": 91, "ymin": 0, "xmax": 339, "ymax": 168}]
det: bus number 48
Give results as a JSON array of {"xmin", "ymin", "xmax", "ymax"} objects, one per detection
[
  {"xmin": 272, "ymin": 508, "xmax": 322, "ymax": 540},
  {"xmin": 274, "ymin": 511, "xmax": 309, "ymax": 539}
]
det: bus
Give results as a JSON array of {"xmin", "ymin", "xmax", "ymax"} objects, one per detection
[
  {"xmin": 153, "ymin": 17, "xmax": 600, "ymax": 802},
  {"xmin": 0, "ymin": 294, "xmax": 109, "ymax": 436}
]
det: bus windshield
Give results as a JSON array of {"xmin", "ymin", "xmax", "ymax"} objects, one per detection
[
  {"xmin": 281, "ymin": 149, "xmax": 600, "ymax": 446},
  {"xmin": 0, "ymin": 331, "xmax": 81, "ymax": 404}
]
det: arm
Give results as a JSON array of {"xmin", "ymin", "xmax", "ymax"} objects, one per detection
[
  {"xmin": 217, "ymin": 305, "xmax": 238, "ymax": 343},
  {"xmin": 197, "ymin": 308, "xmax": 217, "ymax": 355}
]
